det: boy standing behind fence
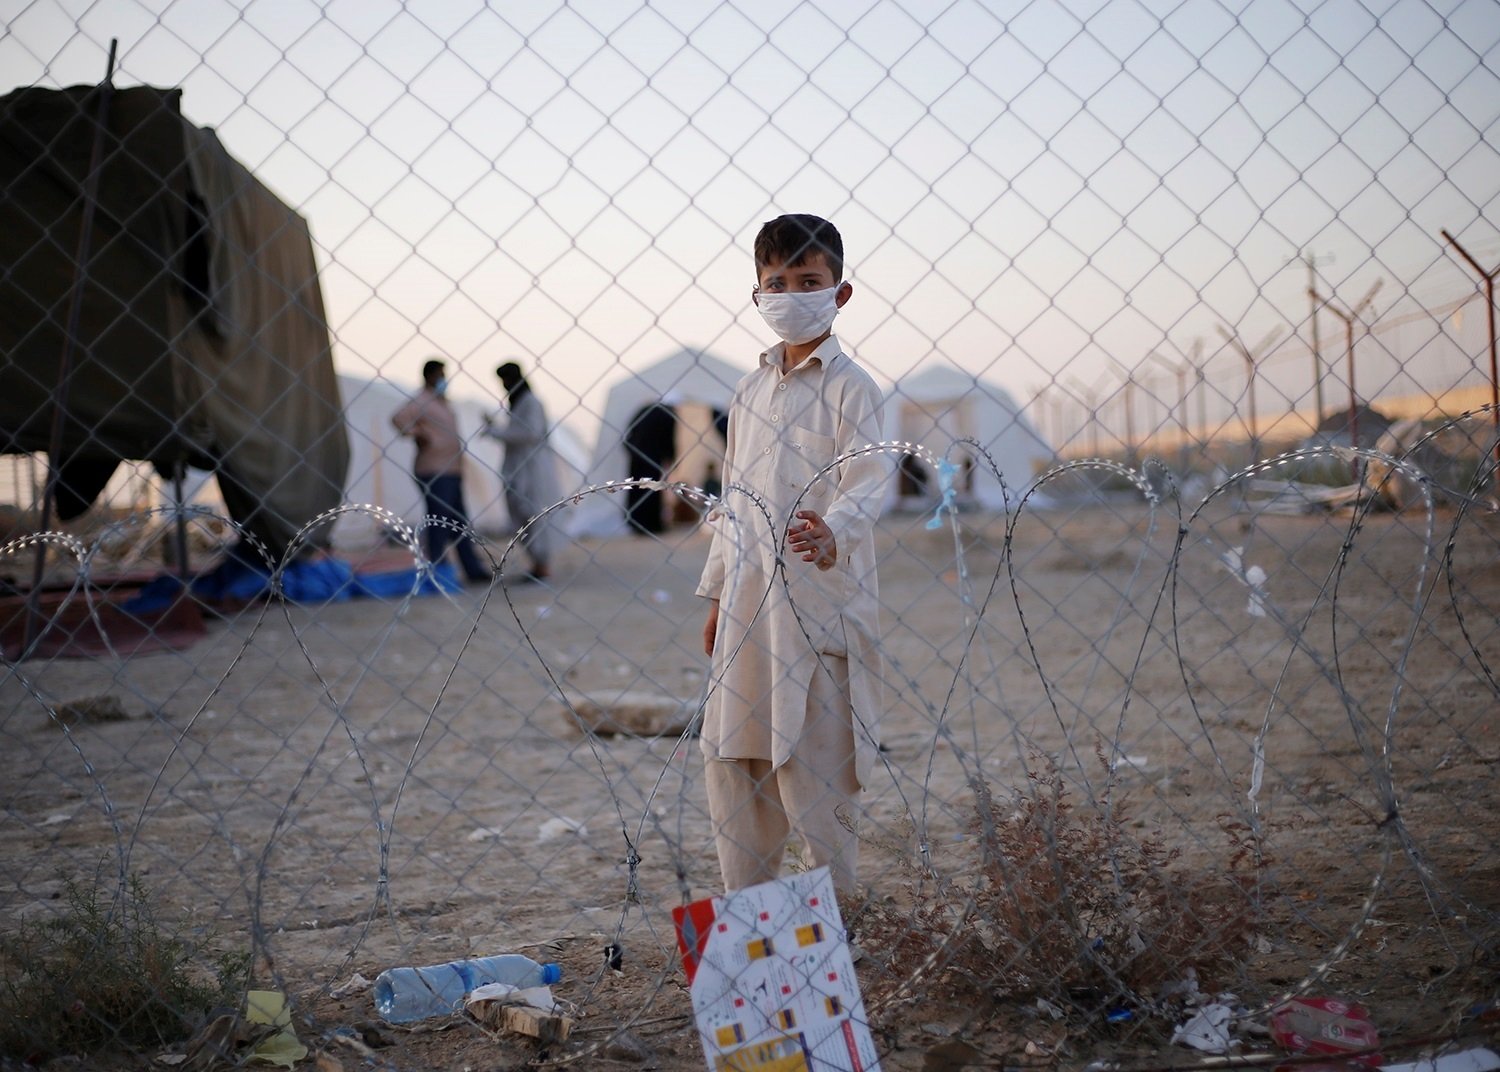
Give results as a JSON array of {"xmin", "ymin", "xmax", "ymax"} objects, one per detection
[{"xmin": 697, "ymin": 214, "xmax": 886, "ymax": 894}]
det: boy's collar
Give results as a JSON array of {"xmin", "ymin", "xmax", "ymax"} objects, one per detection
[{"xmin": 760, "ymin": 335, "xmax": 844, "ymax": 372}]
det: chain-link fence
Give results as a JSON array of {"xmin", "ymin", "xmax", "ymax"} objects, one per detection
[{"xmin": 3, "ymin": 1, "xmax": 1498, "ymax": 1069}]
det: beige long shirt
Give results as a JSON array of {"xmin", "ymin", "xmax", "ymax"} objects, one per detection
[
  {"xmin": 391, "ymin": 388, "xmax": 464, "ymax": 477},
  {"xmin": 481, "ymin": 390, "xmax": 561, "ymax": 561},
  {"xmin": 696, "ymin": 335, "xmax": 887, "ymax": 786}
]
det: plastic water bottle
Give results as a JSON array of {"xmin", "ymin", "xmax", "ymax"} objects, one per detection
[{"xmin": 373, "ymin": 954, "xmax": 563, "ymax": 1023}]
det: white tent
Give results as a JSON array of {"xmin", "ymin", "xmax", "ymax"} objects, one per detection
[
  {"xmin": 567, "ymin": 349, "xmax": 748, "ymax": 537},
  {"xmin": 884, "ymin": 364, "xmax": 1050, "ymax": 512},
  {"xmin": 333, "ymin": 375, "xmax": 590, "ymax": 551}
]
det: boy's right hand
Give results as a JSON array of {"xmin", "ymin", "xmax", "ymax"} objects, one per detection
[{"xmin": 702, "ymin": 599, "xmax": 720, "ymax": 655}]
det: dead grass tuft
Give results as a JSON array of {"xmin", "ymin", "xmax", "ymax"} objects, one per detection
[{"xmin": 858, "ymin": 750, "xmax": 1261, "ymax": 1020}]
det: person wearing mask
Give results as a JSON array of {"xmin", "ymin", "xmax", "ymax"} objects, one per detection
[
  {"xmin": 483, "ymin": 361, "xmax": 560, "ymax": 582},
  {"xmin": 391, "ymin": 358, "xmax": 490, "ymax": 584},
  {"xmin": 697, "ymin": 214, "xmax": 886, "ymax": 895}
]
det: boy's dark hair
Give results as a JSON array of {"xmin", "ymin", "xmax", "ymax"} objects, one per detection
[
  {"xmin": 754, "ymin": 214, "xmax": 844, "ymax": 281},
  {"xmin": 422, "ymin": 358, "xmax": 445, "ymax": 384}
]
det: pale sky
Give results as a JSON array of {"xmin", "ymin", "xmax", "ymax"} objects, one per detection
[{"xmin": 5, "ymin": 0, "xmax": 1499, "ymax": 438}]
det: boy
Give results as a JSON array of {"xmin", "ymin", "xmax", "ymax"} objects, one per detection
[{"xmin": 697, "ymin": 214, "xmax": 887, "ymax": 894}]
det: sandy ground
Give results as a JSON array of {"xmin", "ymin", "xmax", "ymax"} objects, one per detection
[{"xmin": 3, "ymin": 492, "xmax": 1498, "ymax": 1069}]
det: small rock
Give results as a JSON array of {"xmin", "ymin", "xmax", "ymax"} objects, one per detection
[
  {"xmin": 52, "ymin": 694, "xmax": 136, "ymax": 724},
  {"xmin": 538, "ymin": 816, "xmax": 586, "ymax": 842},
  {"xmin": 355, "ymin": 1021, "xmax": 397, "ymax": 1049},
  {"xmin": 603, "ymin": 1031, "xmax": 650, "ymax": 1062},
  {"xmin": 922, "ymin": 1037, "xmax": 985, "ymax": 1070},
  {"xmin": 555, "ymin": 690, "xmax": 696, "ymax": 738}
]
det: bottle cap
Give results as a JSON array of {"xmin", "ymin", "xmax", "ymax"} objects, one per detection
[{"xmin": 540, "ymin": 962, "xmax": 562, "ymax": 985}]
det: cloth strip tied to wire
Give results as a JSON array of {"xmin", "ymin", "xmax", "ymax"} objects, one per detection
[{"xmin": 925, "ymin": 459, "xmax": 960, "ymax": 531}]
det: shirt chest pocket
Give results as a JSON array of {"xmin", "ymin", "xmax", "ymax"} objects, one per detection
[{"xmin": 774, "ymin": 428, "xmax": 837, "ymax": 507}]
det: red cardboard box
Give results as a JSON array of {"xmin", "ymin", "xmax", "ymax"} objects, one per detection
[{"xmin": 1269, "ymin": 996, "xmax": 1382, "ymax": 1067}]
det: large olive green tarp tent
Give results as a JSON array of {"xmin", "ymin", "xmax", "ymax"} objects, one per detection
[{"xmin": 0, "ymin": 83, "xmax": 348, "ymax": 559}]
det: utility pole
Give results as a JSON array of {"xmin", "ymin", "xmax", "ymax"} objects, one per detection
[
  {"xmin": 1105, "ymin": 358, "xmax": 1137, "ymax": 463},
  {"xmin": 1440, "ymin": 229, "xmax": 1500, "ymax": 490},
  {"xmin": 1312, "ymin": 279, "xmax": 1382, "ymax": 476},
  {"xmin": 1295, "ymin": 250, "xmax": 1336, "ymax": 425},
  {"xmin": 1216, "ymin": 324, "xmax": 1284, "ymax": 464},
  {"xmin": 1145, "ymin": 350, "xmax": 1189, "ymax": 470},
  {"xmin": 1068, "ymin": 378, "xmax": 1101, "ymax": 458},
  {"xmin": 1030, "ymin": 383, "xmax": 1053, "ymax": 457},
  {"xmin": 1188, "ymin": 337, "xmax": 1206, "ymax": 450}
]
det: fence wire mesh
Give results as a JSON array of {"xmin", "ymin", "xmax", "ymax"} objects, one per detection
[{"xmin": 2, "ymin": 1, "xmax": 1499, "ymax": 1069}]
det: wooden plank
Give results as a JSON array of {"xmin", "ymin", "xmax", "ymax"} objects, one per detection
[{"xmin": 470, "ymin": 1001, "xmax": 573, "ymax": 1045}]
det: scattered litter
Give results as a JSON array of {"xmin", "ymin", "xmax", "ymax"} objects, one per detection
[
  {"xmin": 375, "ymin": 955, "xmax": 560, "ymax": 1023},
  {"xmin": 468, "ymin": 983, "xmax": 572, "ymax": 1043},
  {"xmin": 1220, "ymin": 546, "xmax": 1271, "ymax": 619},
  {"xmin": 1462, "ymin": 1001, "xmax": 1500, "ymax": 1025},
  {"xmin": 40, "ymin": 812, "xmax": 72, "ymax": 826},
  {"xmin": 1159, "ymin": 970, "xmax": 1202, "ymax": 1003},
  {"xmin": 1268, "ymin": 996, "xmax": 1381, "ymax": 1066},
  {"xmin": 467, "ymin": 826, "xmax": 506, "ymax": 842},
  {"xmin": 329, "ymin": 973, "xmax": 371, "ymax": 999},
  {"xmin": 1380, "ymin": 1046, "xmax": 1500, "ymax": 1072},
  {"xmin": 1244, "ymin": 564, "xmax": 1268, "ymax": 617},
  {"xmin": 1171, "ymin": 1002, "xmax": 1234, "ymax": 1052},
  {"xmin": 650, "ymin": 588, "xmax": 671, "ymax": 604},
  {"xmin": 330, "ymin": 1027, "xmax": 377, "ymax": 1058},
  {"xmin": 1036, "ymin": 997, "xmax": 1064, "ymax": 1020},
  {"xmin": 245, "ymin": 990, "xmax": 308, "ymax": 1067},
  {"xmin": 673, "ymin": 868, "xmax": 878, "ymax": 1072},
  {"xmin": 603, "ymin": 941, "xmax": 624, "ymax": 971},
  {"xmin": 538, "ymin": 816, "xmax": 586, "ymax": 842},
  {"xmin": 468, "ymin": 982, "xmax": 558, "ymax": 1011},
  {"xmin": 171, "ymin": 1008, "xmax": 268, "ymax": 1068},
  {"xmin": 535, "ymin": 604, "xmax": 552, "ymax": 619}
]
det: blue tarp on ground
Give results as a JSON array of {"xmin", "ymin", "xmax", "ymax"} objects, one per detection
[{"xmin": 123, "ymin": 555, "xmax": 464, "ymax": 613}]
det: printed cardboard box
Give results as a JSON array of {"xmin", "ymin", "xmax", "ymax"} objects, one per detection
[{"xmin": 673, "ymin": 868, "xmax": 881, "ymax": 1072}]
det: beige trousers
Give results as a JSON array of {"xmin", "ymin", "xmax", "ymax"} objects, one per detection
[{"xmin": 704, "ymin": 655, "xmax": 861, "ymax": 892}]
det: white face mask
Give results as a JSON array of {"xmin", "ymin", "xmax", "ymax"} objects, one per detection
[{"xmin": 756, "ymin": 286, "xmax": 841, "ymax": 345}]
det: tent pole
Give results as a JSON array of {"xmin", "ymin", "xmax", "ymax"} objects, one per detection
[{"xmin": 24, "ymin": 39, "xmax": 118, "ymax": 655}]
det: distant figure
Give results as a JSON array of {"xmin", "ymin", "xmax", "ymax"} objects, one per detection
[
  {"xmin": 624, "ymin": 394, "xmax": 680, "ymax": 534},
  {"xmin": 483, "ymin": 361, "xmax": 560, "ymax": 582},
  {"xmin": 391, "ymin": 358, "xmax": 489, "ymax": 584}
]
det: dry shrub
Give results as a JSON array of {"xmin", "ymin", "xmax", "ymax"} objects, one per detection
[
  {"xmin": 0, "ymin": 870, "xmax": 248, "ymax": 1060},
  {"xmin": 859, "ymin": 752, "xmax": 1260, "ymax": 1016}
]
